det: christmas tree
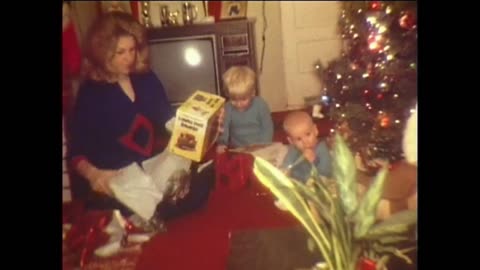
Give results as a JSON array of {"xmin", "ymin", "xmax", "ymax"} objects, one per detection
[{"xmin": 316, "ymin": 1, "xmax": 417, "ymax": 172}]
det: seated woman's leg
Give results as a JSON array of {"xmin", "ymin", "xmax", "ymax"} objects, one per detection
[
  {"xmin": 156, "ymin": 163, "xmax": 215, "ymax": 221},
  {"xmin": 72, "ymin": 163, "xmax": 215, "ymax": 221},
  {"xmin": 85, "ymin": 191, "xmax": 134, "ymax": 217},
  {"xmin": 69, "ymin": 164, "xmax": 134, "ymax": 217}
]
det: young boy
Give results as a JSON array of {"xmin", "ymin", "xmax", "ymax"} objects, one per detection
[
  {"xmin": 216, "ymin": 66, "xmax": 274, "ymax": 153},
  {"xmin": 280, "ymin": 111, "xmax": 332, "ymax": 183}
]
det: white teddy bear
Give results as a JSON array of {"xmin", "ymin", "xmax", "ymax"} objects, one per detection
[
  {"xmin": 403, "ymin": 104, "xmax": 417, "ymax": 166},
  {"xmin": 371, "ymin": 103, "xmax": 418, "ymax": 220},
  {"xmin": 403, "ymin": 104, "xmax": 417, "ymax": 210}
]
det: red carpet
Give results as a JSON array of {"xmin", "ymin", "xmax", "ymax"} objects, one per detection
[
  {"xmin": 63, "ymin": 113, "xmax": 332, "ymax": 269},
  {"xmin": 135, "ymin": 178, "xmax": 299, "ymax": 270}
]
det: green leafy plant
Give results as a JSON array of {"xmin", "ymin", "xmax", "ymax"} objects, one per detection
[{"xmin": 253, "ymin": 134, "xmax": 416, "ymax": 270}]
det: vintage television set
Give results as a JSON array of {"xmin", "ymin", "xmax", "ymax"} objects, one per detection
[{"xmin": 147, "ymin": 19, "xmax": 258, "ymax": 106}]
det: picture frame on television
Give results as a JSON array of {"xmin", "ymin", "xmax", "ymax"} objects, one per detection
[
  {"xmin": 220, "ymin": 1, "xmax": 248, "ymax": 20},
  {"xmin": 99, "ymin": 1, "xmax": 132, "ymax": 14}
]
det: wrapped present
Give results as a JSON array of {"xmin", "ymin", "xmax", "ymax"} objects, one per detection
[
  {"xmin": 63, "ymin": 210, "xmax": 153, "ymax": 268},
  {"xmin": 215, "ymin": 151, "xmax": 254, "ymax": 192},
  {"xmin": 63, "ymin": 211, "xmax": 111, "ymax": 267}
]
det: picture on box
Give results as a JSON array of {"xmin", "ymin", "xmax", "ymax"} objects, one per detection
[{"xmin": 176, "ymin": 133, "xmax": 197, "ymax": 151}]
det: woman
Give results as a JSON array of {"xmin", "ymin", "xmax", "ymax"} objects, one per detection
[{"xmin": 68, "ymin": 12, "xmax": 220, "ymax": 223}]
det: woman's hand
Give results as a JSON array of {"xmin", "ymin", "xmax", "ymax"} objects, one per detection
[
  {"xmin": 75, "ymin": 159, "xmax": 119, "ymax": 197},
  {"xmin": 88, "ymin": 168, "xmax": 119, "ymax": 196}
]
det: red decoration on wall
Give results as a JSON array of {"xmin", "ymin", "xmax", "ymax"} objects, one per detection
[
  {"xmin": 208, "ymin": 1, "xmax": 222, "ymax": 22},
  {"xmin": 130, "ymin": 1, "xmax": 140, "ymax": 22},
  {"xmin": 62, "ymin": 3, "xmax": 81, "ymax": 115}
]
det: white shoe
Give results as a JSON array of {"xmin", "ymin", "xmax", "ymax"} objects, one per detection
[{"xmin": 104, "ymin": 210, "xmax": 127, "ymax": 235}]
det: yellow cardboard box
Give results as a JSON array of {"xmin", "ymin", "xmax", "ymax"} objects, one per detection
[{"xmin": 169, "ymin": 90, "xmax": 225, "ymax": 162}]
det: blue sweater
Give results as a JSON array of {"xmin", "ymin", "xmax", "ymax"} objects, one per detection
[
  {"xmin": 218, "ymin": 96, "xmax": 274, "ymax": 148},
  {"xmin": 280, "ymin": 140, "xmax": 332, "ymax": 183},
  {"xmin": 68, "ymin": 71, "xmax": 173, "ymax": 170}
]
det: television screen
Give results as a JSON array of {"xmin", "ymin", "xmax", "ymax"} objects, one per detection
[{"xmin": 148, "ymin": 36, "xmax": 220, "ymax": 105}]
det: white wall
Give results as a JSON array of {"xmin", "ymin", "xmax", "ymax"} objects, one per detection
[
  {"xmin": 280, "ymin": 1, "xmax": 342, "ymax": 109},
  {"xmin": 247, "ymin": 1, "xmax": 288, "ymax": 112}
]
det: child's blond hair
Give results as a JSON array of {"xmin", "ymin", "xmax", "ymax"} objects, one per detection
[{"xmin": 222, "ymin": 66, "xmax": 256, "ymax": 99}]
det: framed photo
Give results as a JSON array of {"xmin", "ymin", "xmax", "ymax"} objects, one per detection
[{"xmin": 220, "ymin": 1, "xmax": 247, "ymax": 20}]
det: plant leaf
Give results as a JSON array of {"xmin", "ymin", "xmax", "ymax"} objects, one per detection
[
  {"xmin": 295, "ymin": 180, "xmax": 352, "ymax": 270},
  {"xmin": 371, "ymin": 243, "xmax": 416, "ymax": 264},
  {"xmin": 376, "ymin": 255, "xmax": 391, "ymax": 270},
  {"xmin": 332, "ymin": 134, "xmax": 358, "ymax": 217},
  {"xmin": 309, "ymin": 180, "xmax": 353, "ymax": 265},
  {"xmin": 253, "ymin": 157, "xmax": 335, "ymax": 269},
  {"xmin": 307, "ymin": 237, "xmax": 317, "ymax": 253},
  {"xmin": 353, "ymin": 166, "xmax": 388, "ymax": 238},
  {"xmin": 362, "ymin": 210, "xmax": 417, "ymax": 239},
  {"xmin": 377, "ymin": 235, "xmax": 410, "ymax": 245},
  {"xmin": 292, "ymin": 181, "xmax": 334, "ymax": 226}
]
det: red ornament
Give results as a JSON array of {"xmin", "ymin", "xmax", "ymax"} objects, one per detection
[
  {"xmin": 380, "ymin": 116, "xmax": 390, "ymax": 128},
  {"xmin": 399, "ymin": 10, "xmax": 416, "ymax": 30},
  {"xmin": 370, "ymin": 1, "xmax": 381, "ymax": 11},
  {"xmin": 376, "ymin": 93, "xmax": 383, "ymax": 100},
  {"xmin": 357, "ymin": 258, "xmax": 377, "ymax": 270}
]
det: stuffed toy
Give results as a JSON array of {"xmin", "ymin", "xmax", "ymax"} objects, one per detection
[
  {"xmin": 403, "ymin": 104, "xmax": 417, "ymax": 166},
  {"xmin": 377, "ymin": 104, "xmax": 417, "ymax": 219},
  {"xmin": 403, "ymin": 104, "xmax": 417, "ymax": 210},
  {"xmin": 357, "ymin": 104, "xmax": 417, "ymax": 220}
]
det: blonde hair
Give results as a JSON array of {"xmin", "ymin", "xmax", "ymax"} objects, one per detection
[
  {"xmin": 82, "ymin": 12, "xmax": 149, "ymax": 82},
  {"xmin": 283, "ymin": 111, "xmax": 314, "ymax": 134},
  {"xmin": 222, "ymin": 66, "xmax": 256, "ymax": 99}
]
